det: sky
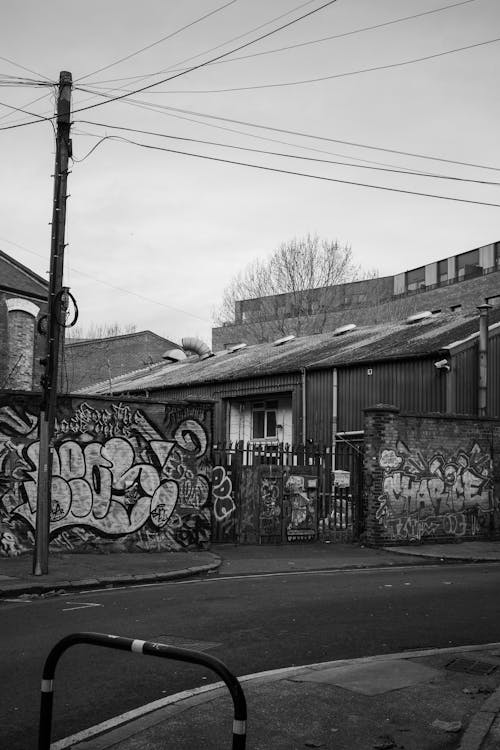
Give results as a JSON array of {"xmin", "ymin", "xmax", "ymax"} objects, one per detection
[{"xmin": 1, "ymin": 0, "xmax": 500, "ymax": 346}]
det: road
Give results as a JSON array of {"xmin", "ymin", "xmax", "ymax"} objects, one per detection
[{"xmin": 1, "ymin": 562, "xmax": 500, "ymax": 749}]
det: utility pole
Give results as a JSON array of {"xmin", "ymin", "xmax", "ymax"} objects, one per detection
[{"xmin": 33, "ymin": 71, "xmax": 72, "ymax": 576}]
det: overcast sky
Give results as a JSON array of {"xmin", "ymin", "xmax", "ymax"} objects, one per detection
[{"xmin": 2, "ymin": 0, "xmax": 499, "ymax": 345}]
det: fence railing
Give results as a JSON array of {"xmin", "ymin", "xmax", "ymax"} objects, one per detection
[{"xmin": 212, "ymin": 439, "xmax": 364, "ymax": 543}]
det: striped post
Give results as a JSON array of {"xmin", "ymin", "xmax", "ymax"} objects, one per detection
[{"xmin": 38, "ymin": 632, "xmax": 247, "ymax": 749}]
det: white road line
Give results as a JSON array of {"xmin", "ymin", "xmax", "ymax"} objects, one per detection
[
  {"xmin": 76, "ymin": 561, "xmax": 500, "ymax": 596},
  {"xmin": 62, "ymin": 602, "xmax": 103, "ymax": 612}
]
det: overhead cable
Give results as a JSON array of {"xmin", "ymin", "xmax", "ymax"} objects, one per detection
[
  {"xmin": 83, "ymin": 99, "xmax": 500, "ymax": 173},
  {"xmin": 75, "ymin": 0, "xmax": 241, "ymax": 82},
  {"xmin": 146, "ymin": 35, "xmax": 500, "ymax": 94},
  {"xmin": 75, "ymin": 120, "xmax": 500, "ymax": 186},
  {"xmin": 82, "ymin": 0, "xmax": 319, "ymax": 89},
  {"xmin": 72, "ymin": 133, "xmax": 500, "ymax": 208},
  {"xmin": 0, "ymin": 235, "xmax": 210, "ymax": 323},
  {"xmin": 71, "ymin": 0, "xmax": 338, "ymax": 114},
  {"xmin": 87, "ymin": 0, "xmax": 478, "ymax": 85}
]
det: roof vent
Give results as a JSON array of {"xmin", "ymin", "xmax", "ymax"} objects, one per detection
[
  {"xmin": 162, "ymin": 348, "xmax": 187, "ymax": 361},
  {"xmin": 405, "ymin": 311, "xmax": 433, "ymax": 325},
  {"xmin": 229, "ymin": 343, "xmax": 247, "ymax": 353},
  {"xmin": 273, "ymin": 334, "xmax": 295, "ymax": 346},
  {"xmin": 182, "ymin": 336, "xmax": 214, "ymax": 359},
  {"xmin": 333, "ymin": 323, "xmax": 357, "ymax": 336}
]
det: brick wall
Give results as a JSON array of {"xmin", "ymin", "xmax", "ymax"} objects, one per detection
[
  {"xmin": 64, "ymin": 332, "xmax": 178, "ymax": 391},
  {"xmin": 0, "ymin": 294, "xmax": 46, "ymax": 390},
  {"xmin": 363, "ymin": 405, "xmax": 500, "ymax": 546},
  {"xmin": 0, "ymin": 392, "xmax": 216, "ymax": 556}
]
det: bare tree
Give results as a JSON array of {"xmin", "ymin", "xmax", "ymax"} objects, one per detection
[
  {"xmin": 66, "ymin": 321, "xmax": 137, "ymax": 341},
  {"xmin": 215, "ymin": 235, "xmax": 376, "ymax": 341}
]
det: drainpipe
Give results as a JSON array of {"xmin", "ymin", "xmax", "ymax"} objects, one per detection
[
  {"xmin": 478, "ymin": 303, "xmax": 491, "ymax": 417},
  {"xmin": 301, "ymin": 367, "xmax": 307, "ymax": 445},
  {"xmin": 332, "ymin": 368, "xmax": 338, "ymax": 458}
]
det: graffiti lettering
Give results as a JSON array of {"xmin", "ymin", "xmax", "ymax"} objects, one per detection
[
  {"xmin": 377, "ymin": 441, "xmax": 492, "ymax": 541},
  {"xmin": 0, "ymin": 399, "xmax": 213, "ymax": 556}
]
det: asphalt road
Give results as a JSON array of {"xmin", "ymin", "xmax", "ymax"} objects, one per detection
[{"xmin": 2, "ymin": 562, "xmax": 500, "ymax": 749}]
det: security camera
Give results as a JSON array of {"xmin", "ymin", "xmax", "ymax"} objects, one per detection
[{"xmin": 434, "ymin": 359, "xmax": 450, "ymax": 371}]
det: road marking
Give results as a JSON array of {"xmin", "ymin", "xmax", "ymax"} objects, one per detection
[
  {"xmin": 62, "ymin": 601, "xmax": 103, "ymax": 611},
  {"xmin": 76, "ymin": 561, "xmax": 500, "ymax": 596}
]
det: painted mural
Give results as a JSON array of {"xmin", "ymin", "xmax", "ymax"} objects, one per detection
[
  {"xmin": 0, "ymin": 396, "xmax": 218, "ymax": 556},
  {"xmin": 259, "ymin": 473, "xmax": 281, "ymax": 541},
  {"xmin": 284, "ymin": 474, "xmax": 316, "ymax": 542},
  {"xmin": 376, "ymin": 439, "xmax": 493, "ymax": 542}
]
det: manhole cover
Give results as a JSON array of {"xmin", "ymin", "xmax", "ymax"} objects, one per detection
[
  {"xmin": 446, "ymin": 658, "xmax": 497, "ymax": 676},
  {"xmin": 150, "ymin": 635, "xmax": 221, "ymax": 652}
]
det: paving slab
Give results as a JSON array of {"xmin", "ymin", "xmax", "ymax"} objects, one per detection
[{"xmin": 293, "ymin": 658, "xmax": 441, "ymax": 695}]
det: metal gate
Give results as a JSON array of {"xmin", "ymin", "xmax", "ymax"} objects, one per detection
[{"xmin": 212, "ymin": 439, "xmax": 364, "ymax": 544}]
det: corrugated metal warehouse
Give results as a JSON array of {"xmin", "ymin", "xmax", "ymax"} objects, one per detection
[{"xmin": 83, "ymin": 306, "xmax": 500, "ymax": 448}]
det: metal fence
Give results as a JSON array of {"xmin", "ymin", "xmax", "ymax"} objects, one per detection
[{"xmin": 212, "ymin": 438, "xmax": 364, "ymax": 544}]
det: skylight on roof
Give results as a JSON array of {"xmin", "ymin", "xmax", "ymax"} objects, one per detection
[
  {"xmin": 333, "ymin": 323, "xmax": 357, "ymax": 336},
  {"xmin": 273, "ymin": 335, "xmax": 295, "ymax": 346},
  {"xmin": 405, "ymin": 311, "xmax": 433, "ymax": 325}
]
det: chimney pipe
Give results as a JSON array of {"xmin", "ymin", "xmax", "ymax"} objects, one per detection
[{"xmin": 477, "ymin": 303, "xmax": 492, "ymax": 417}]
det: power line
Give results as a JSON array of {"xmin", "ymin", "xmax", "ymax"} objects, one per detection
[
  {"xmin": 73, "ymin": 132, "xmax": 500, "ymax": 208},
  {"xmin": 0, "ymin": 98, "xmax": 55, "ymax": 122},
  {"xmin": 72, "ymin": 85, "xmax": 500, "ymax": 175},
  {"xmin": 74, "ymin": 106, "xmax": 429, "ymax": 174},
  {"xmin": 0, "ymin": 54, "xmax": 53, "ymax": 82},
  {"xmin": 71, "ymin": 0, "xmax": 338, "ymax": 115},
  {"xmin": 75, "ymin": 0, "xmax": 241, "ymax": 83},
  {"xmin": 0, "ymin": 89, "xmax": 53, "ymax": 123},
  {"xmin": 147, "ymin": 35, "xmax": 500, "ymax": 94},
  {"xmin": 82, "ymin": 0, "xmax": 319, "ymax": 90},
  {"xmin": 87, "ymin": 0, "xmax": 478, "ymax": 85},
  {"xmin": 133, "ymin": 103, "xmax": 500, "ymax": 173},
  {"xmin": 0, "ymin": 236, "xmax": 211, "ymax": 324},
  {"xmin": 74, "ymin": 120, "xmax": 500, "ymax": 186}
]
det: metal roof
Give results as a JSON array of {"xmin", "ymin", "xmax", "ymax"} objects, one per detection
[{"xmin": 82, "ymin": 308, "xmax": 500, "ymax": 395}]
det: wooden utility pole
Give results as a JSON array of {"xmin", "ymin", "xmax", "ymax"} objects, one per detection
[{"xmin": 33, "ymin": 71, "xmax": 72, "ymax": 576}]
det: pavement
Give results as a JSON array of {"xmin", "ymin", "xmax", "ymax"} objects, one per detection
[{"xmin": 2, "ymin": 539, "xmax": 500, "ymax": 749}]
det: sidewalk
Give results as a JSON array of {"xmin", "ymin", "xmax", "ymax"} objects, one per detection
[
  {"xmin": 3, "ymin": 540, "xmax": 500, "ymax": 748},
  {"xmin": 58, "ymin": 643, "xmax": 500, "ymax": 750}
]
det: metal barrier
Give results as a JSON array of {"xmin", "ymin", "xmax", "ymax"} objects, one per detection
[{"xmin": 38, "ymin": 631, "xmax": 247, "ymax": 749}]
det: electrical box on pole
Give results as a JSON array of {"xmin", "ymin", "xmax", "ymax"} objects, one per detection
[{"xmin": 33, "ymin": 71, "xmax": 72, "ymax": 576}]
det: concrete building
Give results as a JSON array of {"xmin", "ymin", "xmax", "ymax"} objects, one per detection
[{"xmin": 213, "ymin": 241, "xmax": 500, "ymax": 351}]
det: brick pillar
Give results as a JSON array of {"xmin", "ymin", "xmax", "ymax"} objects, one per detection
[
  {"xmin": 363, "ymin": 404, "xmax": 400, "ymax": 546},
  {"xmin": 5, "ymin": 298, "xmax": 40, "ymax": 390}
]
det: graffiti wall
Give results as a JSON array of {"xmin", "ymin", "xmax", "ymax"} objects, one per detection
[
  {"xmin": 364, "ymin": 406, "xmax": 500, "ymax": 545},
  {"xmin": 0, "ymin": 393, "xmax": 216, "ymax": 556}
]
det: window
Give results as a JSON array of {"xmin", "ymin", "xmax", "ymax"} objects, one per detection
[
  {"xmin": 406, "ymin": 266, "xmax": 425, "ymax": 292},
  {"xmin": 252, "ymin": 400, "xmax": 278, "ymax": 439},
  {"xmin": 438, "ymin": 259, "xmax": 448, "ymax": 284},
  {"xmin": 457, "ymin": 248, "xmax": 480, "ymax": 279}
]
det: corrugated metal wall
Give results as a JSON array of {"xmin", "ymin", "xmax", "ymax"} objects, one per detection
[
  {"xmin": 489, "ymin": 332, "xmax": 500, "ymax": 417},
  {"xmin": 305, "ymin": 369, "xmax": 333, "ymax": 446},
  {"xmin": 451, "ymin": 344, "xmax": 478, "ymax": 415},
  {"xmin": 337, "ymin": 358, "xmax": 446, "ymax": 432}
]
